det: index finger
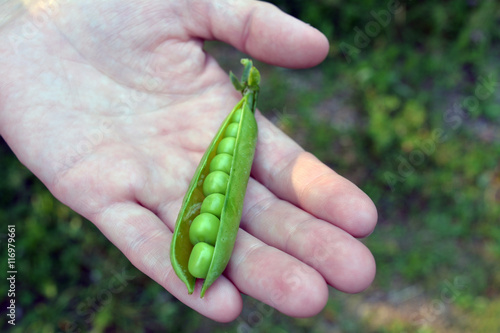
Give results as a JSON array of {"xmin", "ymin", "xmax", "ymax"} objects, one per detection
[{"xmin": 252, "ymin": 116, "xmax": 378, "ymax": 238}]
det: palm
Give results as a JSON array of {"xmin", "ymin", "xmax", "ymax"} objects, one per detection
[{"xmin": 0, "ymin": 0, "xmax": 377, "ymax": 322}]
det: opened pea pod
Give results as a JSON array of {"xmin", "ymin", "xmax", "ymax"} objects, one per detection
[{"xmin": 170, "ymin": 59, "xmax": 260, "ymax": 297}]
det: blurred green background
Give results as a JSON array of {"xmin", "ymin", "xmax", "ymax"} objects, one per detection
[{"xmin": 1, "ymin": 0, "xmax": 500, "ymax": 332}]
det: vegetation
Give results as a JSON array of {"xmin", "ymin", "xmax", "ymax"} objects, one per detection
[{"xmin": 2, "ymin": 0, "xmax": 499, "ymax": 331}]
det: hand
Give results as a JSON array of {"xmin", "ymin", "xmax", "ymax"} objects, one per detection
[{"xmin": 0, "ymin": 0, "xmax": 377, "ymax": 322}]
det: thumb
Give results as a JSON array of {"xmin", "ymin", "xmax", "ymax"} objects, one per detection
[{"xmin": 185, "ymin": 0, "xmax": 330, "ymax": 68}]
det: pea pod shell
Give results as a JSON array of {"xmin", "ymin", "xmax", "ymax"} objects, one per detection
[
  {"xmin": 170, "ymin": 96, "xmax": 258, "ymax": 296},
  {"xmin": 201, "ymin": 101, "xmax": 257, "ymax": 297}
]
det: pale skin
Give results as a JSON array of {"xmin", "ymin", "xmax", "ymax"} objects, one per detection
[{"xmin": 0, "ymin": 0, "xmax": 377, "ymax": 322}]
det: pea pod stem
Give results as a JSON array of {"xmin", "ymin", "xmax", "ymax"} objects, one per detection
[{"xmin": 232, "ymin": 59, "xmax": 260, "ymax": 112}]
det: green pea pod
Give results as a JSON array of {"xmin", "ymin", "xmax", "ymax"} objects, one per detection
[{"xmin": 170, "ymin": 59, "xmax": 260, "ymax": 297}]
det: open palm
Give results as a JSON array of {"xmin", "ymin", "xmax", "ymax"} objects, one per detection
[{"xmin": 0, "ymin": 0, "xmax": 377, "ymax": 322}]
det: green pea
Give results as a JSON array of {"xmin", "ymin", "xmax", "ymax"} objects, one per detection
[
  {"xmin": 216, "ymin": 137, "xmax": 236, "ymax": 155},
  {"xmin": 189, "ymin": 213, "xmax": 220, "ymax": 246},
  {"xmin": 231, "ymin": 108, "xmax": 243, "ymax": 122},
  {"xmin": 203, "ymin": 171, "xmax": 229, "ymax": 196},
  {"xmin": 170, "ymin": 59, "xmax": 260, "ymax": 297},
  {"xmin": 200, "ymin": 193, "xmax": 225, "ymax": 218},
  {"xmin": 188, "ymin": 242, "xmax": 215, "ymax": 279},
  {"xmin": 209, "ymin": 153, "xmax": 233, "ymax": 174},
  {"xmin": 225, "ymin": 123, "xmax": 239, "ymax": 137}
]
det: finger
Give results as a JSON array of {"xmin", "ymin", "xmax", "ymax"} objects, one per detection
[
  {"xmin": 94, "ymin": 202, "xmax": 243, "ymax": 322},
  {"xmin": 252, "ymin": 116, "xmax": 378, "ymax": 237},
  {"xmin": 226, "ymin": 229, "xmax": 329, "ymax": 317},
  {"xmin": 185, "ymin": 0, "xmax": 329, "ymax": 68},
  {"xmin": 157, "ymin": 190, "xmax": 328, "ymax": 317},
  {"xmin": 241, "ymin": 179, "xmax": 376, "ymax": 293}
]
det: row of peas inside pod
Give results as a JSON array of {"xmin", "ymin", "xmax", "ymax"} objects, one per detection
[{"xmin": 187, "ymin": 108, "xmax": 244, "ymax": 278}]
